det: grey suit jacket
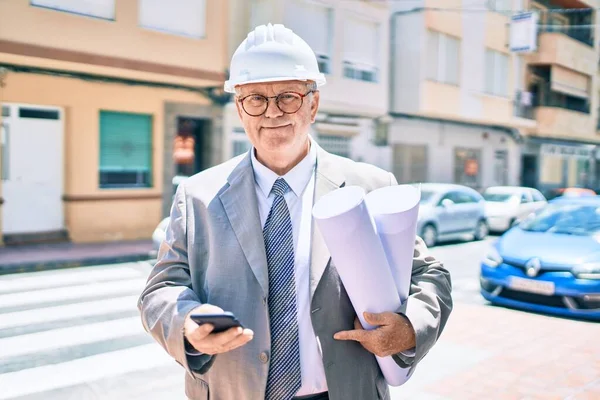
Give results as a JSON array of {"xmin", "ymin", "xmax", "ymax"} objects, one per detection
[{"xmin": 138, "ymin": 145, "xmax": 453, "ymax": 400}]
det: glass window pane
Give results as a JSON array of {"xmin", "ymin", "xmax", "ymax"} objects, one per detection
[
  {"xmin": 32, "ymin": 0, "xmax": 115, "ymax": 19},
  {"xmin": 485, "ymin": 49, "xmax": 496, "ymax": 94},
  {"xmin": 427, "ymin": 31, "xmax": 439, "ymax": 81},
  {"xmin": 444, "ymin": 35, "xmax": 460, "ymax": 85},
  {"xmin": 139, "ymin": 0, "xmax": 206, "ymax": 38}
]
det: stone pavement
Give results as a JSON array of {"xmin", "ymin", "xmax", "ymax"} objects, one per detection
[
  {"xmin": 391, "ymin": 302, "xmax": 600, "ymax": 400},
  {"xmin": 0, "ymin": 240, "xmax": 153, "ymax": 275}
]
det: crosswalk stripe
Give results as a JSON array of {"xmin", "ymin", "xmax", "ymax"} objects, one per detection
[
  {"xmin": 0, "ymin": 317, "xmax": 143, "ymax": 358},
  {"xmin": 0, "ymin": 344, "xmax": 174, "ymax": 400},
  {"xmin": 0, "ymin": 264, "xmax": 143, "ymax": 294},
  {"xmin": 0, "ymin": 279, "xmax": 144, "ymax": 308},
  {"xmin": 0, "ymin": 295, "xmax": 139, "ymax": 330}
]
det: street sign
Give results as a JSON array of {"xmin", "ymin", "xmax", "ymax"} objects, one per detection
[{"xmin": 509, "ymin": 11, "xmax": 539, "ymax": 53}]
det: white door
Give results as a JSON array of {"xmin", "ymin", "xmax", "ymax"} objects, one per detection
[{"xmin": 2, "ymin": 104, "xmax": 64, "ymax": 235}]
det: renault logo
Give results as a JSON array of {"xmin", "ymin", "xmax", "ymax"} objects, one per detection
[{"xmin": 525, "ymin": 258, "xmax": 542, "ymax": 277}]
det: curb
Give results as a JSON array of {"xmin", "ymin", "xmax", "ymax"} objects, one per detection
[{"xmin": 0, "ymin": 253, "xmax": 154, "ymax": 276}]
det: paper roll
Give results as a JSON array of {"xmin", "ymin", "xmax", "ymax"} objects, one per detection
[
  {"xmin": 365, "ymin": 184, "xmax": 421, "ymax": 302},
  {"xmin": 312, "ymin": 185, "xmax": 411, "ymax": 386}
]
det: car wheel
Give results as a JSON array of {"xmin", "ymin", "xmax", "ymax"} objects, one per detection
[
  {"xmin": 474, "ymin": 220, "xmax": 488, "ymax": 241},
  {"xmin": 421, "ymin": 224, "xmax": 437, "ymax": 247}
]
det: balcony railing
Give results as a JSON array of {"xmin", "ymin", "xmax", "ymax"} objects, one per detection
[
  {"xmin": 533, "ymin": 83, "xmax": 591, "ymax": 114},
  {"xmin": 538, "ymin": 25, "xmax": 594, "ymax": 48}
]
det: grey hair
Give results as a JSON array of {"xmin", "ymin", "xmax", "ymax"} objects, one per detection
[{"xmin": 234, "ymin": 81, "xmax": 317, "ymax": 97}]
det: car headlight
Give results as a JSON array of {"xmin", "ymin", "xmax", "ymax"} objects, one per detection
[
  {"xmin": 483, "ymin": 246, "xmax": 503, "ymax": 268},
  {"xmin": 572, "ymin": 263, "xmax": 600, "ymax": 280}
]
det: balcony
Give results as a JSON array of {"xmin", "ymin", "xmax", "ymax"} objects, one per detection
[
  {"xmin": 535, "ymin": 107, "xmax": 594, "ymax": 141},
  {"xmin": 527, "ymin": 32, "xmax": 596, "ymax": 76}
]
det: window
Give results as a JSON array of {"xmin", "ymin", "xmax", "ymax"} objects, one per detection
[
  {"xmin": 454, "ymin": 148, "xmax": 481, "ymax": 188},
  {"xmin": 317, "ymin": 135, "xmax": 351, "ymax": 158},
  {"xmin": 486, "ymin": 0, "xmax": 511, "ymax": 13},
  {"xmin": 31, "ymin": 0, "xmax": 115, "ymax": 19},
  {"xmin": 99, "ymin": 111, "xmax": 153, "ymax": 188},
  {"xmin": 427, "ymin": 31, "xmax": 460, "ymax": 85},
  {"xmin": 139, "ymin": 0, "xmax": 206, "ymax": 38},
  {"xmin": 285, "ymin": 1, "xmax": 333, "ymax": 74},
  {"xmin": 531, "ymin": 189, "xmax": 546, "ymax": 202},
  {"xmin": 520, "ymin": 193, "xmax": 531, "ymax": 203},
  {"xmin": 393, "ymin": 144, "xmax": 428, "ymax": 183},
  {"xmin": 343, "ymin": 16, "xmax": 379, "ymax": 82},
  {"xmin": 485, "ymin": 49, "xmax": 509, "ymax": 97}
]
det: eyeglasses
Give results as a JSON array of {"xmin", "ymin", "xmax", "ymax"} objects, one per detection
[{"xmin": 238, "ymin": 90, "xmax": 315, "ymax": 117}]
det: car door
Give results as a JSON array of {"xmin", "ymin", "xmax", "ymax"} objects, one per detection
[
  {"xmin": 453, "ymin": 191, "xmax": 481, "ymax": 232},
  {"xmin": 435, "ymin": 191, "xmax": 460, "ymax": 234}
]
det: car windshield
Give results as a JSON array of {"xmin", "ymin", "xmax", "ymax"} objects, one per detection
[
  {"xmin": 420, "ymin": 190, "xmax": 435, "ymax": 204},
  {"xmin": 483, "ymin": 193, "xmax": 516, "ymax": 202},
  {"xmin": 519, "ymin": 203, "xmax": 600, "ymax": 236}
]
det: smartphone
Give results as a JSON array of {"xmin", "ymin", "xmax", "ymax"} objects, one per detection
[{"xmin": 189, "ymin": 311, "xmax": 244, "ymax": 333}]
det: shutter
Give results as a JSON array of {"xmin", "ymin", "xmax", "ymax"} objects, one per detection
[
  {"xmin": 100, "ymin": 112, "xmax": 152, "ymax": 173},
  {"xmin": 139, "ymin": 0, "xmax": 206, "ymax": 38},
  {"xmin": 444, "ymin": 35, "xmax": 460, "ymax": 85}
]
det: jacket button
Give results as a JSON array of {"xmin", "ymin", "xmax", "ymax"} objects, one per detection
[{"xmin": 259, "ymin": 351, "xmax": 269, "ymax": 363}]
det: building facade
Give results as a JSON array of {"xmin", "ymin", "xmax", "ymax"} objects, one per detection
[
  {"xmin": 520, "ymin": 0, "xmax": 600, "ymax": 196},
  {"xmin": 0, "ymin": 0, "xmax": 229, "ymax": 244},
  {"xmin": 390, "ymin": 0, "xmax": 600, "ymax": 197},
  {"xmin": 223, "ymin": 0, "xmax": 393, "ymax": 171},
  {"xmin": 390, "ymin": 0, "xmax": 533, "ymax": 191}
]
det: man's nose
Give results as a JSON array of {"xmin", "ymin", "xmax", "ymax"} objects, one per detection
[{"xmin": 264, "ymin": 97, "xmax": 283, "ymax": 118}]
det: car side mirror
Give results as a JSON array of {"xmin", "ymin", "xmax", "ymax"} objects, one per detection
[{"xmin": 440, "ymin": 199, "xmax": 454, "ymax": 208}]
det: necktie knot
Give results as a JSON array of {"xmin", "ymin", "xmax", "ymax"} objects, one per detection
[{"xmin": 271, "ymin": 178, "xmax": 290, "ymax": 197}]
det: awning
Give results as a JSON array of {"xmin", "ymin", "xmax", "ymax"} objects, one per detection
[{"xmin": 550, "ymin": 65, "xmax": 590, "ymax": 99}]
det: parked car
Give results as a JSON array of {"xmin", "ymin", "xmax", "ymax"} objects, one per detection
[
  {"xmin": 150, "ymin": 176, "xmax": 188, "ymax": 257},
  {"xmin": 545, "ymin": 187, "xmax": 596, "ymax": 201},
  {"xmin": 483, "ymin": 186, "xmax": 547, "ymax": 233},
  {"xmin": 417, "ymin": 183, "xmax": 488, "ymax": 247},
  {"xmin": 480, "ymin": 196, "xmax": 600, "ymax": 321}
]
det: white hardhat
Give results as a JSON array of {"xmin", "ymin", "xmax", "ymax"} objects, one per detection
[{"xmin": 224, "ymin": 23, "xmax": 326, "ymax": 93}]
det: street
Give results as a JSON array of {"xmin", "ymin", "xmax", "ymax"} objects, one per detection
[{"xmin": 0, "ymin": 238, "xmax": 598, "ymax": 399}]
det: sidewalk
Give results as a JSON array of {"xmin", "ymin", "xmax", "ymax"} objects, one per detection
[
  {"xmin": 0, "ymin": 239, "xmax": 154, "ymax": 275},
  {"xmin": 391, "ymin": 302, "xmax": 600, "ymax": 400}
]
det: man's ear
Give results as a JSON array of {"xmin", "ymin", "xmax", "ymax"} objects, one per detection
[
  {"xmin": 310, "ymin": 91, "xmax": 320, "ymax": 123},
  {"xmin": 234, "ymin": 96, "xmax": 243, "ymax": 120}
]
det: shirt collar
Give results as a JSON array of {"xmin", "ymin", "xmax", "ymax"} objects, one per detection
[{"xmin": 251, "ymin": 139, "xmax": 317, "ymax": 198}]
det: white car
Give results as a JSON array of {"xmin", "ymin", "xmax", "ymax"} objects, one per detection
[{"xmin": 483, "ymin": 186, "xmax": 547, "ymax": 232}]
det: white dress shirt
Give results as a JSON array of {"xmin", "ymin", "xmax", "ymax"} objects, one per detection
[{"xmin": 251, "ymin": 142, "xmax": 328, "ymax": 396}]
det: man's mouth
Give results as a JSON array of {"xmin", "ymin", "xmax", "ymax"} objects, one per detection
[{"xmin": 262, "ymin": 124, "xmax": 291, "ymax": 130}]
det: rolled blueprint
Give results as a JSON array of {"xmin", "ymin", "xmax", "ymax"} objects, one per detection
[
  {"xmin": 312, "ymin": 186, "xmax": 411, "ymax": 386},
  {"xmin": 365, "ymin": 184, "xmax": 421, "ymax": 303}
]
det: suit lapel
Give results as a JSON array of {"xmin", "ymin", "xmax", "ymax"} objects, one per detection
[
  {"xmin": 310, "ymin": 145, "xmax": 345, "ymax": 302},
  {"xmin": 219, "ymin": 153, "xmax": 269, "ymax": 297}
]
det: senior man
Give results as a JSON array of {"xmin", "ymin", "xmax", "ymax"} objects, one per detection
[{"xmin": 138, "ymin": 23, "xmax": 452, "ymax": 400}]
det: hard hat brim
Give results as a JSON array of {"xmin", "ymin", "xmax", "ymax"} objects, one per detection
[{"xmin": 224, "ymin": 74, "xmax": 326, "ymax": 94}]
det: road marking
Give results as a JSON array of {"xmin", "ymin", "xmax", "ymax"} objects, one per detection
[
  {"xmin": 0, "ymin": 279, "xmax": 144, "ymax": 308},
  {"xmin": 0, "ymin": 344, "xmax": 173, "ymax": 399},
  {"xmin": 0, "ymin": 295, "xmax": 138, "ymax": 330}
]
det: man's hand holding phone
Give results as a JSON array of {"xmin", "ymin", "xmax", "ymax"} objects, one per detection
[{"xmin": 184, "ymin": 304, "xmax": 254, "ymax": 355}]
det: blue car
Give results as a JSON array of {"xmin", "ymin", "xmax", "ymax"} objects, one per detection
[{"xmin": 480, "ymin": 196, "xmax": 600, "ymax": 321}]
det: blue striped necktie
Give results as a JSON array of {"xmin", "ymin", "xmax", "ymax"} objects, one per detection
[{"xmin": 264, "ymin": 178, "xmax": 302, "ymax": 400}]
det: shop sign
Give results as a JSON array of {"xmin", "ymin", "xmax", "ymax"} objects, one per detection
[{"xmin": 540, "ymin": 144, "xmax": 592, "ymax": 159}]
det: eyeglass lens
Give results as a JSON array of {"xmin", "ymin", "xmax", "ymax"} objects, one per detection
[{"xmin": 242, "ymin": 92, "xmax": 304, "ymax": 116}]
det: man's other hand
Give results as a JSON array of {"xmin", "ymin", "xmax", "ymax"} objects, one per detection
[
  {"xmin": 333, "ymin": 311, "xmax": 416, "ymax": 357},
  {"xmin": 184, "ymin": 304, "xmax": 254, "ymax": 355}
]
